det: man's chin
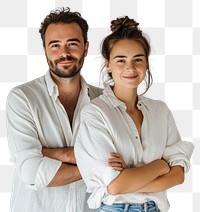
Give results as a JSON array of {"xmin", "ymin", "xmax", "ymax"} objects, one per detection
[{"xmin": 50, "ymin": 68, "xmax": 80, "ymax": 78}]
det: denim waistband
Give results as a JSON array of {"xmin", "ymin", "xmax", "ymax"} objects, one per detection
[{"xmin": 99, "ymin": 201, "xmax": 159, "ymax": 212}]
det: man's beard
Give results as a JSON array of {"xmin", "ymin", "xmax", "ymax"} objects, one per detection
[{"xmin": 47, "ymin": 54, "xmax": 85, "ymax": 78}]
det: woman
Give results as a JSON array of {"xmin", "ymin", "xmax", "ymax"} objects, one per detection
[{"xmin": 74, "ymin": 16, "xmax": 194, "ymax": 212}]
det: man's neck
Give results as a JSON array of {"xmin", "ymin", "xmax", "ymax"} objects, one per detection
[
  {"xmin": 50, "ymin": 72, "xmax": 81, "ymax": 95},
  {"xmin": 51, "ymin": 72, "xmax": 82, "ymax": 126}
]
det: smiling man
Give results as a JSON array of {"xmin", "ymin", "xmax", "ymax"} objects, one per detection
[
  {"xmin": 6, "ymin": 7, "xmax": 101, "ymax": 212},
  {"xmin": 45, "ymin": 23, "xmax": 87, "ymax": 79}
]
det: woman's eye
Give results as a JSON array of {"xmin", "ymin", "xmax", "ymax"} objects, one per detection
[
  {"xmin": 117, "ymin": 59, "xmax": 125, "ymax": 63},
  {"xmin": 135, "ymin": 58, "xmax": 143, "ymax": 62}
]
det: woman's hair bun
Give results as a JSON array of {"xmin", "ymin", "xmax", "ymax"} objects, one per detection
[{"xmin": 110, "ymin": 16, "xmax": 139, "ymax": 33}]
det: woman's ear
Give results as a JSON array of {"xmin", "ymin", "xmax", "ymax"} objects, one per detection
[{"xmin": 106, "ymin": 61, "xmax": 111, "ymax": 73}]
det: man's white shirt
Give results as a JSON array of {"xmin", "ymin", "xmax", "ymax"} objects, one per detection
[{"xmin": 6, "ymin": 71, "xmax": 101, "ymax": 212}]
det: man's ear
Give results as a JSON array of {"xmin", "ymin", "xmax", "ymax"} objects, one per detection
[
  {"xmin": 43, "ymin": 46, "xmax": 47, "ymax": 55},
  {"xmin": 84, "ymin": 41, "xmax": 89, "ymax": 57}
]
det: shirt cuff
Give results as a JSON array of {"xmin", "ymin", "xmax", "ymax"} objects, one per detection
[
  {"xmin": 29, "ymin": 156, "xmax": 62, "ymax": 190},
  {"xmin": 163, "ymin": 141, "xmax": 194, "ymax": 173},
  {"xmin": 103, "ymin": 166, "xmax": 120, "ymax": 186}
]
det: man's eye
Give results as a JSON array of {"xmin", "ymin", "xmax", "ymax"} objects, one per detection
[
  {"xmin": 51, "ymin": 44, "xmax": 59, "ymax": 48},
  {"xmin": 69, "ymin": 43, "xmax": 78, "ymax": 47}
]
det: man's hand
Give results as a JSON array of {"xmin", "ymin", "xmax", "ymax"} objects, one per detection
[{"xmin": 42, "ymin": 147, "xmax": 76, "ymax": 164}]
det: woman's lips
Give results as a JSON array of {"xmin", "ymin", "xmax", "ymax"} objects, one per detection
[{"xmin": 123, "ymin": 75, "xmax": 138, "ymax": 79}]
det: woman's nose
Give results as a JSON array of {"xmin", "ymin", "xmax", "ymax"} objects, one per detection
[{"xmin": 126, "ymin": 62, "xmax": 136, "ymax": 71}]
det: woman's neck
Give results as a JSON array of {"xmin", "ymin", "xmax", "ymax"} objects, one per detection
[{"xmin": 113, "ymin": 85, "xmax": 138, "ymax": 112}]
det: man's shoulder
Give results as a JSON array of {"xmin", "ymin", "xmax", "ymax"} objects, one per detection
[
  {"xmin": 11, "ymin": 75, "xmax": 45, "ymax": 93},
  {"xmin": 7, "ymin": 75, "xmax": 46, "ymax": 103},
  {"xmin": 87, "ymin": 84, "xmax": 103, "ymax": 100}
]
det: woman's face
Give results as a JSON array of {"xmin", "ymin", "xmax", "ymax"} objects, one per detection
[{"xmin": 107, "ymin": 39, "xmax": 147, "ymax": 90}]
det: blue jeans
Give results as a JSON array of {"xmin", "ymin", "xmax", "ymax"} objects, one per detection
[{"xmin": 98, "ymin": 201, "xmax": 159, "ymax": 212}]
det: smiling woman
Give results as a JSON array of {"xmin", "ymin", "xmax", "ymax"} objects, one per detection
[
  {"xmin": 74, "ymin": 15, "xmax": 194, "ymax": 212},
  {"xmin": 106, "ymin": 39, "xmax": 147, "ymax": 91}
]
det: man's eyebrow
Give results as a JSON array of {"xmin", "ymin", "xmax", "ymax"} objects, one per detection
[
  {"xmin": 48, "ymin": 38, "xmax": 81, "ymax": 47},
  {"xmin": 67, "ymin": 38, "xmax": 81, "ymax": 43},
  {"xmin": 48, "ymin": 40, "xmax": 60, "ymax": 46}
]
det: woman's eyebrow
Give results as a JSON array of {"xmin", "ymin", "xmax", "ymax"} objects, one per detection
[
  {"xmin": 133, "ymin": 54, "xmax": 145, "ymax": 58},
  {"xmin": 113, "ymin": 55, "xmax": 127, "ymax": 59},
  {"xmin": 113, "ymin": 54, "xmax": 145, "ymax": 59}
]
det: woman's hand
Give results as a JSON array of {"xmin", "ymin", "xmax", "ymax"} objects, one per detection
[{"xmin": 108, "ymin": 152, "xmax": 127, "ymax": 171}]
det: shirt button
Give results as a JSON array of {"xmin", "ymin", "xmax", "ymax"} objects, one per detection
[{"xmin": 135, "ymin": 136, "xmax": 139, "ymax": 139}]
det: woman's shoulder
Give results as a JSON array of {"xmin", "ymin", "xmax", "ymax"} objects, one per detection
[{"xmin": 139, "ymin": 95, "xmax": 169, "ymax": 112}]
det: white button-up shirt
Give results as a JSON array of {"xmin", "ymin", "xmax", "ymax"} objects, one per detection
[
  {"xmin": 6, "ymin": 71, "xmax": 102, "ymax": 212},
  {"xmin": 75, "ymin": 86, "xmax": 194, "ymax": 212}
]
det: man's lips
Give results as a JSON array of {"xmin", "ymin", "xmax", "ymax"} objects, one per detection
[
  {"xmin": 55, "ymin": 56, "xmax": 76, "ymax": 65},
  {"xmin": 57, "ymin": 60, "xmax": 74, "ymax": 65}
]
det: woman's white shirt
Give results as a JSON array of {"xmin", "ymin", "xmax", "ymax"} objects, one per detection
[{"xmin": 75, "ymin": 86, "xmax": 194, "ymax": 212}]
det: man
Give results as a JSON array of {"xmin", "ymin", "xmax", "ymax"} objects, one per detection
[{"xmin": 6, "ymin": 7, "xmax": 101, "ymax": 212}]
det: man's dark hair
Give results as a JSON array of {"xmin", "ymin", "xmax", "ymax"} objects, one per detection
[{"xmin": 39, "ymin": 7, "xmax": 88, "ymax": 47}]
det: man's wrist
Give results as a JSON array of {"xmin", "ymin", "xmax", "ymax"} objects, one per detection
[{"xmin": 66, "ymin": 147, "xmax": 76, "ymax": 164}]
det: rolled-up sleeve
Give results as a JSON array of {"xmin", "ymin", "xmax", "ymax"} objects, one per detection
[
  {"xmin": 163, "ymin": 107, "xmax": 194, "ymax": 173},
  {"xmin": 163, "ymin": 140, "xmax": 194, "ymax": 173},
  {"xmin": 6, "ymin": 88, "xmax": 62, "ymax": 190}
]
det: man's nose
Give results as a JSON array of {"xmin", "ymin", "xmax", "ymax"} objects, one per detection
[{"xmin": 59, "ymin": 46, "xmax": 70, "ymax": 58}]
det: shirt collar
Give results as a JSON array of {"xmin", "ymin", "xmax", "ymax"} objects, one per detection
[
  {"xmin": 45, "ymin": 71, "xmax": 58, "ymax": 99},
  {"xmin": 137, "ymin": 95, "xmax": 150, "ymax": 110},
  {"xmin": 103, "ymin": 86, "xmax": 150, "ymax": 110},
  {"xmin": 44, "ymin": 71, "xmax": 90, "ymax": 100},
  {"xmin": 80, "ymin": 76, "xmax": 90, "ymax": 97}
]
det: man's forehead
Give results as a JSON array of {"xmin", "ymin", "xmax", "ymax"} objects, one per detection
[{"xmin": 45, "ymin": 23, "xmax": 84, "ymax": 42}]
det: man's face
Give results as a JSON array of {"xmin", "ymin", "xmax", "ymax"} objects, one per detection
[{"xmin": 44, "ymin": 23, "xmax": 88, "ymax": 78}]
